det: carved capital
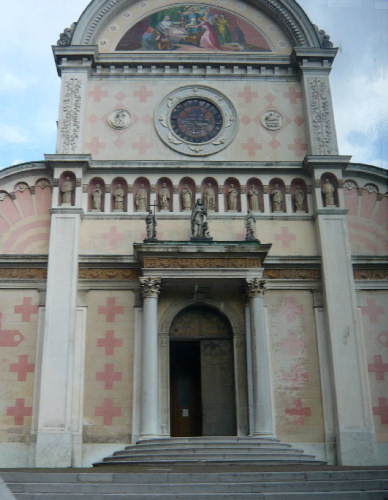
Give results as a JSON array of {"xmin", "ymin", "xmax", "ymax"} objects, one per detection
[
  {"xmin": 246, "ymin": 278, "xmax": 267, "ymax": 298},
  {"xmin": 140, "ymin": 277, "xmax": 161, "ymax": 298}
]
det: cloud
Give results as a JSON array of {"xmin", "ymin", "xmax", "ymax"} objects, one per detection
[
  {"xmin": 0, "ymin": 124, "xmax": 29, "ymax": 145},
  {"xmin": 0, "ymin": 71, "xmax": 28, "ymax": 92}
]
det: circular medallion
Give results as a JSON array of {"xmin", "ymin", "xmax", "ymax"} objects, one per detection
[
  {"xmin": 261, "ymin": 110, "xmax": 283, "ymax": 131},
  {"xmin": 108, "ymin": 109, "xmax": 131, "ymax": 129},
  {"xmin": 155, "ymin": 86, "xmax": 238, "ymax": 157}
]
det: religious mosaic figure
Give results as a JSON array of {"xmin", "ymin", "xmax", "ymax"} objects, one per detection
[
  {"xmin": 271, "ymin": 184, "xmax": 283, "ymax": 212},
  {"xmin": 204, "ymin": 183, "xmax": 215, "ymax": 211},
  {"xmin": 61, "ymin": 177, "xmax": 73, "ymax": 205},
  {"xmin": 248, "ymin": 184, "xmax": 259, "ymax": 211},
  {"xmin": 92, "ymin": 184, "xmax": 102, "ymax": 211},
  {"xmin": 136, "ymin": 183, "xmax": 147, "ymax": 211},
  {"xmin": 113, "ymin": 184, "xmax": 124, "ymax": 212},
  {"xmin": 182, "ymin": 184, "xmax": 192, "ymax": 210},
  {"xmin": 322, "ymin": 178, "xmax": 335, "ymax": 206},
  {"xmin": 228, "ymin": 184, "xmax": 238, "ymax": 211},
  {"xmin": 145, "ymin": 210, "xmax": 157, "ymax": 240},
  {"xmin": 294, "ymin": 186, "xmax": 305, "ymax": 212},
  {"xmin": 191, "ymin": 199, "xmax": 211, "ymax": 239},
  {"xmin": 159, "ymin": 183, "xmax": 170, "ymax": 211},
  {"xmin": 245, "ymin": 210, "xmax": 258, "ymax": 241}
]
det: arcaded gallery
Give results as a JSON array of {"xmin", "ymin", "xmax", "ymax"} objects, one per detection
[{"xmin": 0, "ymin": 0, "xmax": 387, "ymax": 468}]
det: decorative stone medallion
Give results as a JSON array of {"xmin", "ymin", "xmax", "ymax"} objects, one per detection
[
  {"xmin": 261, "ymin": 110, "xmax": 283, "ymax": 131},
  {"xmin": 155, "ymin": 86, "xmax": 238, "ymax": 156},
  {"xmin": 108, "ymin": 109, "xmax": 131, "ymax": 129}
]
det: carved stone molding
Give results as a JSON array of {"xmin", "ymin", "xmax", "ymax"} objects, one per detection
[
  {"xmin": 246, "ymin": 278, "xmax": 267, "ymax": 298},
  {"xmin": 159, "ymin": 334, "xmax": 169, "ymax": 347},
  {"xmin": 82, "ymin": 184, "xmax": 88, "ymax": 193},
  {"xmin": 60, "ymin": 77, "xmax": 82, "ymax": 154},
  {"xmin": 0, "ymin": 268, "xmax": 47, "ymax": 280},
  {"xmin": 264, "ymin": 269, "xmax": 321, "ymax": 280},
  {"xmin": 144, "ymin": 257, "xmax": 261, "ymax": 269},
  {"xmin": 354, "ymin": 269, "xmax": 388, "ymax": 280},
  {"xmin": 308, "ymin": 78, "xmax": 334, "ymax": 155},
  {"xmin": 140, "ymin": 276, "xmax": 161, "ymax": 298},
  {"xmin": 57, "ymin": 23, "xmax": 76, "ymax": 46},
  {"xmin": 79, "ymin": 268, "xmax": 139, "ymax": 280}
]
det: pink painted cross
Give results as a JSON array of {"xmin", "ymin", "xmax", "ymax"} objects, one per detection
[
  {"xmin": 373, "ymin": 398, "xmax": 388, "ymax": 425},
  {"xmin": 238, "ymin": 86, "xmax": 258, "ymax": 103},
  {"xmin": 95, "ymin": 398, "xmax": 122, "ymax": 425},
  {"xmin": 102, "ymin": 226, "xmax": 124, "ymax": 249},
  {"xmin": 132, "ymin": 137, "xmax": 153, "ymax": 155},
  {"xmin": 7, "ymin": 398, "xmax": 32, "ymax": 425},
  {"xmin": 88, "ymin": 86, "xmax": 108, "ymax": 102},
  {"xmin": 0, "ymin": 312, "xmax": 24, "ymax": 347},
  {"xmin": 284, "ymin": 86, "xmax": 302, "ymax": 104},
  {"xmin": 9, "ymin": 355, "xmax": 35, "ymax": 381},
  {"xmin": 96, "ymin": 363, "xmax": 123, "ymax": 389},
  {"xmin": 275, "ymin": 227, "xmax": 296, "ymax": 248},
  {"xmin": 279, "ymin": 297, "xmax": 303, "ymax": 322},
  {"xmin": 133, "ymin": 85, "xmax": 153, "ymax": 102},
  {"xmin": 281, "ymin": 330, "xmax": 306, "ymax": 356},
  {"xmin": 288, "ymin": 138, "xmax": 308, "ymax": 157},
  {"xmin": 282, "ymin": 364, "xmax": 308, "ymax": 390},
  {"xmin": 97, "ymin": 330, "xmax": 123, "ymax": 355},
  {"xmin": 242, "ymin": 137, "xmax": 262, "ymax": 157},
  {"xmin": 14, "ymin": 297, "xmax": 39, "ymax": 322},
  {"xmin": 98, "ymin": 298, "xmax": 124, "ymax": 323},
  {"xmin": 285, "ymin": 398, "xmax": 311, "ymax": 425},
  {"xmin": 361, "ymin": 299, "xmax": 384, "ymax": 323},
  {"xmin": 86, "ymin": 136, "xmax": 106, "ymax": 155},
  {"xmin": 368, "ymin": 355, "xmax": 388, "ymax": 381}
]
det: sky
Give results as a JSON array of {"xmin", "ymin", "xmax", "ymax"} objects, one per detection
[{"xmin": 0, "ymin": 0, "xmax": 387, "ymax": 170}]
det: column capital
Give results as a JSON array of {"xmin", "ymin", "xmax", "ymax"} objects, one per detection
[
  {"xmin": 140, "ymin": 277, "xmax": 161, "ymax": 298},
  {"xmin": 246, "ymin": 277, "xmax": 267, "ymax": 298}
]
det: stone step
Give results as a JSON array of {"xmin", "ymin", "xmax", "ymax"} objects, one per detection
[
  {"xmin": 113, "ymin": 447, "xmax": 303, "ymax": 456},
  {"xmin": 123, "ymin": 443, "xmax": 294, "ymax": 451}
]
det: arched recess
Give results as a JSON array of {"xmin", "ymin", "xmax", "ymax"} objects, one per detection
[
  {"xmin": 111, "ymin": 177, "xmax": 128, "ymax": 212},
  {"xmin": 158, "ymin": 296, "xmax": 248, "ymax": 437},
  {"xmin": 59, "ymin": 171, "xmax": 76, "ymax": 206},
  {"xmin": 88, "ymin": 177, "xmax": 105, "ymax": 212},
  {"xmin": 246, "ymin": 178, "xmax": 264, "ymax": 212},
  {"xmin": 269, "ymin": 177, "xmax": 286, "ymax": 213},
  {"xmin": 178, "ymin": 177, "xmax": 195, "ymax": 212},
  {"xmin": 320, "ymin": 172, "xmax": 339, "ymax": 207},
  {"xmin": 290, "ymin": 178, "xmax": 308, "ymax": 213},
  {"xmin": 224, "ymin": 178, "xmax": 241, "ymax": 212},
  {"xmin": 201, "ymin": 177, "xmax": 218, "ymax": 212}
]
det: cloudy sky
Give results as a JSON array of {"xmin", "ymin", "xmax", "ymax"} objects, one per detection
[{"xmin": 0, "ymin": 0, "xmax": 387, "ymax": 170}]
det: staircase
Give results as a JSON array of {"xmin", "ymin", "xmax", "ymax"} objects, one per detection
[
  {"xmin": 94, "ymin": 436, "xmax": 325, "ymax": 466},
  {"xmin": 2, "ymin": 468, "xmax": 388, "ymax": 499}
]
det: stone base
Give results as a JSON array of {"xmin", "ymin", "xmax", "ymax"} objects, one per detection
[
  {"xmin": 35, "ymin": 432, "xmax": 72, "ymax": 468},
  {"xmin": 337, "ymin": 430, "xmax": 376, "ymax": 465}
]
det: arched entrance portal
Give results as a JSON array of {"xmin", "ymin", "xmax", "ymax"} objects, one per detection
[{"xmin": 169, "ymin": 305, "xmax": 237, "ymax": 437}]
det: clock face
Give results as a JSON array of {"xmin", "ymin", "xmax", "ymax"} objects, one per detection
[{"xmin": 170, "ymin": 98, "xmax": 223, "ymax": 143}]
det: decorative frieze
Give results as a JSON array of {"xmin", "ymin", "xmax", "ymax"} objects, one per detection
[
  {"xmin": 78, "ymin": 268, "xmax": 139, "ymax": 280},
  {"xmin": 246, "ymin": 277, "xmax": 267, "ymax": 298},
  {"xmin": 264, "ymin": 269, "xmax": 321, "ymax": 280},
  {"xmin": 0, "ymin": 268, "xmax": 47, "ymax": 279},
  {"xmin": 143, "ymin": 257, "xmax": 261, "ymax": 269},
  {"xmin": 60, "ymin": 77, "xmax": 82, "ymax": 154},
  {"xmin": 354, "ymin": 269, "xmax": 388, "ymax": 280},
  {"xmin": 140, "ymin": 276, "xmax": 161, "ymax": 298}
]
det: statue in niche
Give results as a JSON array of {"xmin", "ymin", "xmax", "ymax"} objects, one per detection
[
  {"xmin": 61, "ymin": 177, "xmax": 73, "ymax": 205},
  {"xmin": 145, "ymin": 210, "xmax": 157, "ymax": 240},
  {"xmin": 294, "ymin": 186, "xmax": 305, "ymax": 212},
  {"xmin": 113, "ymin": 184, "xmax": 124, "ymax": 212},
  {"xmin": 322, "ymin": 178, "xmax": 335, "ymax": 206},
  {"xmin": 92, "ymin": 184, "xmax": 102, "ymax": 211},
  {"xmin": 248, "ymin": 184, "xmax": 259, "ymax": 211},
  {"xmin": 191, "ymin": 199, "xmax": 211, "ymax": 240},
  {"xmin": 204, "ymin": 183, "xmax": 215, "ymax": 211},
  {"xmin": 245, "ymin": 210, "xmax": 258, "ymax": 241},
  {"xmin": 136, "ymin": 183, "xmax": 147, "ymax": 211},
  {"xmin": 159, "ymin": 182, "xmax": 170, "ymax": 211},
  {"xmin": 271, "ymin": 184, "xmax": 283, "ymax": 212},
  {"xmin": 228, "ymin": 183, "xmax": 238, "ymax": 211},
  {"xmin": 181, "ymin": 184, "xmax": 192, "ymax": 210}
]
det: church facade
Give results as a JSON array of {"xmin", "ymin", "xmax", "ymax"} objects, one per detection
[{"xmin": 0, "ymin": 0, "xmax": 387, "ymax": 468}]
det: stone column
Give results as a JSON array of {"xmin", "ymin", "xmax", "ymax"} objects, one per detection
[
  {"xmin": 139, "ymin": 277, "xmax": 162, "ymax": 439},
  {"xmin": 246, "ymin": 278, "xmax": 275, "ymax": 437}
]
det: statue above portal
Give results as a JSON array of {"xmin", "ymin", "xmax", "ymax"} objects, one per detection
[{"xmin": 191, "ymin": 199, "xmax": 211, "ymax": 240}]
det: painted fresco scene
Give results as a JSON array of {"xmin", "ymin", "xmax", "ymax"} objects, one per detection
[{"xmin": 116, "ymin": 5, "xmax": 272, "ymax": 52}]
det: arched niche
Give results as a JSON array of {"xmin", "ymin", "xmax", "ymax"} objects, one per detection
[
  {"xmin": 246, "ymin": 178, "xmax": 264, "ymax": 212},
  {"xmin": 291, "ymin": 178, "xmax": 308, "ymax": 213},
  {"xmin": 269, "ymin": 178, "xmax": 286, "ymax": 213},
  {"xmin": 59, "ymin": 171, "xmax": 76, "ymax": 206},
  {"xmin": 156, "ymin": 177, "xmax": 173, "ymax": 212},
  {"xmin": 88, "ymin": 177, "xmax": 105, "ymax": 212},
  {"xmin": 224, "ymin": 178, "xmax": 241, "ymax": 212},
  {"xmin": 133, "ymin": 177, "xmax": 150, "ymax": 212},
  {"xmin": 320, "ymin": 173, "xmax": 339, "ymax": 207},
  {"xmin": 178, "ymin": 177, "xmax": 195, "ymax": 212},
  {"xmin": 111, "ymin": 177, "xmax": 128, "ymax": 212},
  {"xmin": 201, "ymin": 177, "xmax": 218, "ymax": 212}
]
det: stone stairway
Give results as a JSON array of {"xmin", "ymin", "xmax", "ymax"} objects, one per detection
[{"xmin": 1, "ymin": 468, "xmax": 388, "ymax": 499}]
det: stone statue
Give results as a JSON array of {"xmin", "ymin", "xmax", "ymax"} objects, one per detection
[
  {"xmin": 228, "ymin": 183, "xmax": 238, "ymax": 211},
  {"xmin": 136, "ymin": 183, "xmax": 147, "ymax": 211},
  {"xmin": 61, "ymin": 177, "xmax": 73, "ymax": 205},
  {"xmin": 248, "ymin": 184, "xmax": 259, "ymax": 211},
  {"xmin": 92, "ymin": 184, "xmax": 102, "ymax": 211},
  {"xmin": 271, "ymin": 184, "xmax": 283, "ymax": 212},
  {"xmin": 159, "ymin": 183, "xmax": 170, "ymax": 211},
  {"xmin": 145, "ymin": 210, "xmax": 157, "ymax": 240},
  {"xmin": 245, "ymin": 210, "xmax": 258, "ymax": 241},
  {"xmin": 294, "ymin": 186, "xmax": 305, "ymax": 212},
  {"xmin": 181, "ymin": 184, "xmax": 192, "ymax": 211},
  {"xmin": 191, "ymin": 199, "xmax": 211, "ymax": 239},
  {"xmin": 113, "ymin": 184, "xmax": 124, "ymax": 212},
  {"xmin": 322, "ymin": 178, "xmax": 335, "ymax": 206},
  {"xmin": 204, "ymin": 183, "xmax": 215, "ymax": 211}
]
